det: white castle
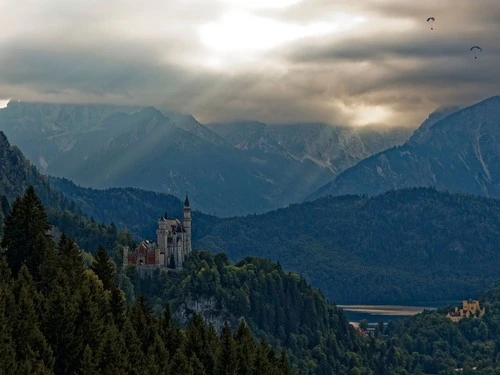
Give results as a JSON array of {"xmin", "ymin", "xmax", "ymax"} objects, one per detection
[{"xmin": 122, "ymin": 196, "xmax": 192, "ymax": 270}]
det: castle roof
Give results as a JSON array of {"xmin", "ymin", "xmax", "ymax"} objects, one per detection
[{"xmin": 184, "ymin": 194, "xmax": 190, "ymax": 207}]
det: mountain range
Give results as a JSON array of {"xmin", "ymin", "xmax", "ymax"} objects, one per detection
[
  {"xmin": 310, "ymin": 96, "xmax": 500, "ymax": 200},
  {"xmin": 0, "ymin": 101, "xmax": 410, "ymax": 216}
]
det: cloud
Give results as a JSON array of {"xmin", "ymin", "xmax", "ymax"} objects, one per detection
[{"xmin": 0, "ymin": 0, "xmax": 499, "ymax": 127}]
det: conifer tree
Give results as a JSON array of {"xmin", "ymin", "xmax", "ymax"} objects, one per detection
[
  {"xmin": 13, "ymin": 271, "xmax": 54, "ymax": 373},
  {"xmin": 129, "ymin": 295, "xmax": 156, "ymax": 353},
  {"xmin": 122, "ymin": 318, "xmax": 145, "ymax": 375},
  {"xmin": 43, "ymin": 271, "xmax": 81, "ymax": 374},
  {"xmin": 58, "ymin": 234, "xmax": 85, "ymax": 288},
  {"xmin": 159, "ymin": 303, "xmax": 185, "ymax": 356},
  {"xmin": 2, "ymin": 187, "xmax": 53, "ymax": 280},
  {"xmin": 75, "ymin": 271, "xmax": 107, "ymax": 353},
  {"xmin": 235, "ymin": 320, "xmax": 256, "ymax": 375},
  {"xmin": 0, "ymin": 279, "xmax": 17, "ymax": 375},
  {"xmin": 91, "ymin": 245, "xmax": 115, "ymax": 290},
  {"xmin": 109, "ymin": 285, "xmax": 126, "ymax": 328},
  {"xmin": 170, "ymin": 348, "xmax": 194, "ymax": 375},
  {"xmin": 80, "ymin": 345, "xmax": 98, "ymax": 375},
  {"xmin": 217, "ymin": 322, "xmax": 238, "ymax": 375},
  {"xmin": 146, "ymin": 333, "xmax": 170, "ymax": 374},
  {"xmin": 95, "ymin": 323, "xmax": 129, "ymax": 375}
]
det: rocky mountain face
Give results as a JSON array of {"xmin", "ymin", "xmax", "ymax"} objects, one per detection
[
  {"xmin": 309, "ymin": 96, "xmax": 500, "ymax": 200},
  {"xmin": 208, "ymin": 121, "xmax": 412, "ymax": 174}
]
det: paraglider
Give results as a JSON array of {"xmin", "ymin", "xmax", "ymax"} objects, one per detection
[
  {"xmin": 426, "ymin": 17, "xmax": 435, "ymax": 30},
  {"xmin": 470, "ymin": 45, "xmax": 482, "ymax": 59}
]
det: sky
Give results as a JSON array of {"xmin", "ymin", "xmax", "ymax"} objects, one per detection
[{"xmin": 0, "ymin": 0, "xmax": 499, "ymax": 127}]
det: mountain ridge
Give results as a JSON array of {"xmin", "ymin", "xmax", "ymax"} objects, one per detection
[{"xmin": 309, "ymin": 95, "xmax": 500, "ymax": 200}]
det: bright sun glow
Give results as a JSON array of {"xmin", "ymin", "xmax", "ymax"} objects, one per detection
[
  {"xmin": 199, "ymin": 11, "xmax": 366, "ymax": 55},
  {"xmin": 218, "ymin": 0, "xmax": 304, "ymax": 10},
  {"xmin": 353, "ymin": 105, "xmax": 390, "ymax": 126},
  {"xmin": 0, "ymin": 99, "xmax": 10, "ymax": 109}
]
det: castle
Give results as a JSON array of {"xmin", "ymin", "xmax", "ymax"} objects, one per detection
[
  {"xmin": 446, "ymin": 299, "xmax": 485, "ymax": 322},
  {"xmin": 122, "ymin": 196, "xmax": 192, "ymax": 270}
]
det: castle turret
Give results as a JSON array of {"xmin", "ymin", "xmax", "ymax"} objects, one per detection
[{"xmin": 183, "ymin": 194, "xmax": 192, "ymax": 256}]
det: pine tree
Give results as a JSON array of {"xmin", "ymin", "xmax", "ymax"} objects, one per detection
[
  {"xmin": 217, "ymin": 322, "xmax": 238, "ymax": 375},
  {"xmin": 122, "ymin": 318, "xmax": 145, "ymax": 375},
  {"xmin": 43, "ymin": 271, "xmax": 82, "ymax": 374},
  {"xmin": 278, "ymin": 349, "xmax": 293, "ymax": 375},
  {"xmin": 129, "ymin": 295, "xmax": 155, "ymax": 353},
  {"xmin": 109, "ymin": 285, "xmax": 126, "ymax": 328},
  {"xmin": 79, "ymin": 345, "xmax": 98, "ymax": 375},
  {"xmin": 13, "ymin": 273, "xmax": 54, "ymax": 373},
  {"xmin": 75, "ymin": 271, "xmax": 107, "ymax": 353},
  {"xmin": 170, "ymin": 348, "xmax": 194, "ymax": 375},
  {"xmin": 58, "ymin": 234, "xmax": 85, "ymax": 288},
  {"xmin": 0, "ymin": 280, "xmax": 17, "ymax": 375},
  {"xmin": 2, "ymin": 187, "xmax": 53, "ymax": 280},
  {"xmin": 146, "ymin": 333, "xmax": 170, "ymax": 375},
  {"xmin": 159, "ymin": 303, "xmax": 185, "ymax": 356},
  {"xmin": 90, "ymin": 245, "xmax": 115, "ymax": 290},
  {"xmin": 95, "ymin": 323, "xmax": 129, "ymax": 375},
  {"xmin": 235, "ymin": 320, "xmax": 256, "ymax": 375}
]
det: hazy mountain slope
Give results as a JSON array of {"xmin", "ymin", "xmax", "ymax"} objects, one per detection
[
  {"xmin": 0, "ymin": 101, "xmax": 140, "ymax": 171},
  {"xmin": 196, "ymin": 188, "xmax": 500, "ymax": 304},
  {"xmin": 309, "ymin": 97, "xmax": 500, "ymax": 200},
  {"xmin": 53, "ymin": 107, "xmax": 332, "ymax": 216},
  {"xmin": 0, "ymin": 102, "xmax": 334, "ymax": 216},
  {"xmin": 208, "ymin": 121, "xmax": 412, "ymax": 173}
]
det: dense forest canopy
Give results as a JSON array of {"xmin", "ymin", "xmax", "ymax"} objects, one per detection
[
  {"xmin": 196, "ymin": 188, "xmax": 500, "ymax": 304},
  {"xmin": 0, "ymin": 186, "xmax": 292, "ymax": 375}
]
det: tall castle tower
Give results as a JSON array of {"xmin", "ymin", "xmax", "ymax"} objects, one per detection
[{"xmin": 183, "ymin": 194, "xmax": 192, "ymax": 255}]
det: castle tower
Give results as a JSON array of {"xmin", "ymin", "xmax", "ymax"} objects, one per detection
[
  {"xmin": 183, "ymin": 195, "xmax": 192, "ymax": 256},
  {"xmin": 157, "ymin": 215, "xmax": 169, "ymax": 261}
]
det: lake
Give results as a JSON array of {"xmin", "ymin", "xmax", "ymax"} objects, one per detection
[{"xmin": 339, "ymin": 301, "xmax": 461, "ymax": 325}]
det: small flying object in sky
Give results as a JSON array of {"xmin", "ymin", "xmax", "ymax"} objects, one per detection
[
  {"xmin": 426, "ymin": 17, "xmax": 435, "ymax": 30},
  {"xmin": 470, "ymin": 45, "xmax": 482, "ymax": 59}
]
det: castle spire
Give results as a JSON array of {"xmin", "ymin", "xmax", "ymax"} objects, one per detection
[{"xmin": 184, "ymin": 193, "xmax": 190, "ymax": 207}]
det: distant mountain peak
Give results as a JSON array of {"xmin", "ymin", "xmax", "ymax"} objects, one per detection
[{"xmin": 309, "ymin": 95, "xmax": 500, "ymax": 201}]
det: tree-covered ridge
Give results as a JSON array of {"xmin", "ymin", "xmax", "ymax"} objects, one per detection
[
  {"xmin": 0, "ymin": 131, "xmax": 131, "ymax": 254},
  {"xmin": 48, "ymin": 176, "xmax": 220, "ymax": 240},
  {"xmin": 196, "ymin": 188, "xmax": 500, "ymax": 304},
  {"xmin": 0, "ymin": 187, "xmax": 292, "ymax": 374},
  {"xmin": 375, "ymin": 284, "xmax": 500, "ymax": 374},
  {"xmin": 127, "ymin": 251, "xmax": 385, "ymax": 374}
]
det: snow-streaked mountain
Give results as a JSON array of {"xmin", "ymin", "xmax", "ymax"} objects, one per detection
[
  {"xmin": 309, "ymin": 96, "xmax": 500, "ymax": 200},
  {"xmin": 208, "ymin": 121, "xmax": 412, "ymax": 173}
]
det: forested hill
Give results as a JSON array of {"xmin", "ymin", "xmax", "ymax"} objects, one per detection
[
  {"xmin": 0, "ymin": 132, "xmax": 133, "ymax": 252},
  {"xmin": 195, "ymin": 188, "xmax": 500, "ymax": 304},
  {"xmin": 49, "ymin": 176, "xmax": 220, "ymax": 240},
  {"xmin": 127, "ymin": 250, "xmax": 399, "ymax": 374},
  {"xmin": 379, "ymin": 283, "xmax": 500, "ymax": 374},
  {"xmin": 0, "ymin": 189, "xmax": 291, "ymax": 375}
]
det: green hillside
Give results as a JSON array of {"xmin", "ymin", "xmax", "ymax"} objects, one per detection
[{"xmin": 196, "ymin": 188, "xmax": 500, "ymax": 304}]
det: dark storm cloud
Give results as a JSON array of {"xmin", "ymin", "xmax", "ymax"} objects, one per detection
[{"xmin": 0, "ymin": 0, "xmax": 499, "ymax": 126}]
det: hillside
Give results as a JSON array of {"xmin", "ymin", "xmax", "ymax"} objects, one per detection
[
  {"xmin": 0, "ymin": 131, "xmax": 133, "ymax": 252},
  {"xmin": 309, "ymin": 96, "xmax": 500, "ymax": 200},
  {"xmin": 0, "ymin": 102, "xmax": 332, "ymax": 216},
  {"xmin": 126, "ymin": 250, "xmax": 385, "ymax": 374},
  {"xmin": 0, "ymin": 191, "xmax": 291, "ymax": 375},
  {"xmin": 0, "ymin": 101, "xmax": 411, "ymax": 216},
  {"xmin": 195, "ymin": 188, "xmax": 500, "ymax": 304},
  {"xmin": 49, "ymin": 176, "xmax": 219, "ymax": 240}
]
